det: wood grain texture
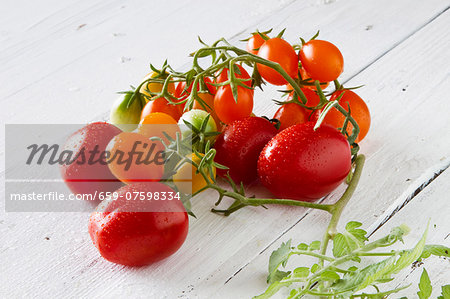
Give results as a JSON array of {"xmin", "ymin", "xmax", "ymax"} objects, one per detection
[{"xmin": 1, "ymin": 0, "xmax": 449, "ymax": 298}]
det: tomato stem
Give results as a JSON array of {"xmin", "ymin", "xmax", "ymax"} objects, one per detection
[{"xmin": 319, "ymin": 154, "xmax": 365, "ymax": 263}]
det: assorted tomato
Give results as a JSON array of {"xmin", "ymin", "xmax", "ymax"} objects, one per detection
[
  {"xmin": 138, "ymin": 112, "xmax": 179, "ymax": 143},
  {"xmin": 215, "ymin": 65, "xmax": 252, "ymax": 87},
  {"xmin": 106, "ymin": 132, "xmax": 165, "ymax": 183},
  {"xmin": 60, "ymin": 122, "xmax": 123, "ymax": 197},
  {"xmin": 139, "ymin": 71, "xmax": 175, "ymax": 99},
  {"xmin": 257, "ymin": 38, "xmax": 298, "ymax": 85},
  {"xmin": 173, "ymin": 153, "xmax": 216, "ymax": 194},
  {"xmin": 246, "ymin": 33, "xmax": 267, "ymax": 55},
  {"xmin": 214, "ymin": 117, "xmax": 278, "ymax": 184},
  {"xmin": 214, "ymin": 85, "xmax": 254, "ymax": 124},
  {"xmin": 89, "ymin": 183, "xmax": 188, "ymax": 266},
  {"xmin": 299, "ymin": 39, "xmax": 344, "ymax": 82},
  {"xmin": 258, "ymin": 122, "xmax": 352, "ymax": 201},
  {"xmin": 141, "ymin": 96, "xmax": 182, "ymax": 122},
  {"xmin": 322, "ymin": 89, "xmax": 371, "ymax": 142},
  {"xmin": 273, "ymin": 88, "xmax": 321, "ymax": 130},
  {"xmin": 62, "ymin": 30, "xmax": 371, "ymax": 267}
]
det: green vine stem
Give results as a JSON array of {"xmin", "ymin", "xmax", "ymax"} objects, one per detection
[{"xmin": 319, "ymin": 155, "xmax": 365, "ymax": 262}]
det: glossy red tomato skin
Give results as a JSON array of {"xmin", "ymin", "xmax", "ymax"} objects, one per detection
[
  {"xmin": 322, "ymin": 90, "xmax": 371, "ymax": 143},
  {"xmin": 258, "ymin": 122, "xmax": 351, "ymax": 201},
  {"xmin": 214, "ymin": 85, "xmax": 254, "ymax": 124},
  {"xmin": 89, "ymin": 183, "xmax": 189, "ymax": 266},
  {"xmin": 273, "ymin": 89, "xmax": 321, "ymax": 130},
  {"xmin": 214, "ymin": 117, "xmax": 278, "ymax": 183},
  {"xmin": 141, "ymin": 97, "xmax": 182, "ymax": 121},
  {"xmin": 299, "ymin": 40, "xmax": 344, "ymax": 82},
  {"xmin": 60, "ymin": 122, "xmax": 123, "ymax": 197},
  {"xmin": 246, "ymin": 33, "xmax": 266, "ymax": 55},
  {"xmin": 257, "ymin": 38, "xmax": 298, "ymax": 85},
  {"xmin": 216, "ymin": 65, "xmax": 251, "ymax": 87}
]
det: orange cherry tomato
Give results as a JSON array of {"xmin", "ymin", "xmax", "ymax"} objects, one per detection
[
  {"xmin": 273, "ymin": 89, "xmax": 321, "ymax": 130},
  {"xmin": 214, "ymin": 85, "xmax": 254, "ymax": 124},
  {"xmin": 106, "ymin": 132, "xmax": 165, "ymax": 183},
  {"xmin": 257, "ymin": 38, "xmax": 298, "ymax": 86},
  {"xmin": 322, "ymin": 90, "xmax": 370, "ymax": 142},
  {"xmin": 299, "ymin": 40, "xmax": 344, "ymax": 82},
  {"xmin": 141, "ymin": 97, "xmax": 182, "ymax": 122},
  {"xmin": 246, "ymin": 33, "xmax": 267, "ymax": 55},
  {"xmin": 137, "ymin": 112, "xmax": 179, "ymax": 143}
]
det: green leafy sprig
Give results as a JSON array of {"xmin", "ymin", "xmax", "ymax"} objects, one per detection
[{"xmin": 256, "ymin": 222, "xmax": 450, "ymax": 298}]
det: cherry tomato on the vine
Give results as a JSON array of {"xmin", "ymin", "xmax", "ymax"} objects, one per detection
[
  {"xmin": 141, "ymin": 96, "xmax": 182, "ymax": 122},
  {"xmin": 106, "ymin": 132, "xmax": 165, "ymax": 183},
  {"xmin": 299, "ymin": 40, "xmax": 344, "ymax": 82},
  {"xmin": 273, "ymin": 88, "xmax": 321, "ymax": 131},
  {"xmin": 258, "ymin": 122, "xmax": 351, "ymax": 201},
  {"xmin": 174, "ymin": 77, "xmax": 216, "ymax": 100},
  {"xmin": 322, "ymin": 89, "xmax": 370, "ymax": 142},
  {"xmin": 214, "ymin": 85, "xmax": 254, "ymax": 124},
  {"xmin": 178, "ymin": 109, "xmax": 217, "ymax": 142},
  {"xmin": 89, "ymin": 183, "xmax": 188, "ymax": 266},
  {"xmin": 257, "ymin": 38, "xmax": 298, "ymax": 85},
  {"xmin": 246, "ymin": 33, "xmax": 267, "ymax": 55},
  {"xmin": 215, "ymin": 65, "xmax": 251, "ymax": 87},
  {"xmin": 139, "ymin": 71, "xmax": 175, "ymax": 99},
  {"xmin": 173, "ymin": 153, "xmax": 216, "ymax": 194},
  {"xmin": 137, "ymin": 112, "xmax": 179, "ymax": 143},
  {"xmin": 214, "ymin": 117, "xmax": 278, "ymax": 184},
  {"xmin": 192, "ymin": 92, "xmax": 221, "ymax": 129}
]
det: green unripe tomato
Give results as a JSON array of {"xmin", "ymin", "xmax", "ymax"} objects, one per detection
[
  {"xmin": 109, "ymin": 92, "xmax": 144, "ymax": 132},
  {"xmin": 178, "ymin": 109, "xmax": 217, "ymax": 143}
]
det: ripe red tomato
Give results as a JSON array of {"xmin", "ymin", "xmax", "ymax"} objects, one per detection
[
  {"xmin": 141, "ymin": 96, "xmax": 182, "ymax": 121},
  {"xmin": 214, "ymin": 85, "xmax": 254, "ymax": 124},
  {"xmin": 215, "ymin": 65, "xmax": 251, "ymax": 87},
  {"xmin": 89, "ymin": 183, "xmax": 189, "ymax": 266},
  {"xmin": 257, "ymin": 38, "xmax": 298, "ymax": 85},
  {"xmin": 214, "ymin": 117, "xmax": 278, "ymax": 183},
  {"xmin": 258, "ymin": 122, "xmax": 351, "ymax": 201},
  {"xmin": 60, "ymin": 122, "xmax": 123, "ymax": 197},
  {"xmin": 246, "ymin": 33, "xmax": 267, "ymax": 55},
  {"xmin": 299, "ymin": 40, "xmax": 344, "ymax": 82},
  {"xmin": 322, "ymin": 90, "xmax": 370, "ymax": 142}
]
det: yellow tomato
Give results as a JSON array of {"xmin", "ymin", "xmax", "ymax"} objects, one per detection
[
  {"xmin": 173, "ymin": 153, "xmax": 216, "ymax": 195},
  {"xmin": 139, "ymin": 71, "xmax": 175, "ymax": 100}
]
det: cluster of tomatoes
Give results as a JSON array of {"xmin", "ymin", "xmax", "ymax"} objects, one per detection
[{"xmin": 60, "ymin": 30, "xmax": 371, "ymax": 267}]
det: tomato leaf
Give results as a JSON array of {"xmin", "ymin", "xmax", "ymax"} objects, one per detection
[
  {"xmin": 437, "ymin": 285, "xmax": 450, "ymax": 299},
  {"xmin": 417, "ymin": 268, "xmax": 432, "ymax": 299},
  {"xmin": 419, "ymin": 244, "xmax": 450, "ymax": 261},
  {"xmin": 267, "ymin": 240, "xmax": 292, "ymax": 283}
]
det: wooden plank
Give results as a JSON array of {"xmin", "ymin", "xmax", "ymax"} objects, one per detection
[
  {"xmin": 1, "ymin": 0, "xmax": 450, "ymax": 298},
  {"xmin": 219, "ymin": 9, "xmax": 450, "ymax": 298},
  {"xmin": 366, "ymin": 170, "xmax": 450, "ymax": 298}
]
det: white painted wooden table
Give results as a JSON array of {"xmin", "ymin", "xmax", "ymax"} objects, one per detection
[{"xmin": 1, "ymin": 0, "xmax": 449, "ymax": 298}]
